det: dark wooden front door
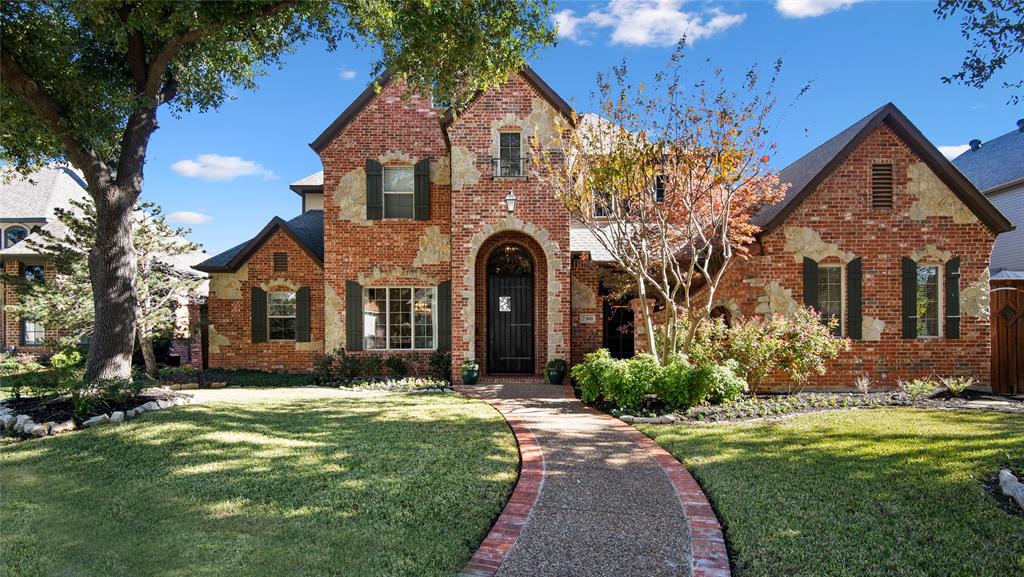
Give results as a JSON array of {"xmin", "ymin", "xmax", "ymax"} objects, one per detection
[
  {"xmin": 992, "ymin": 279, "xmax": 1024, "ymax": 395},
  {"xmin": 603, "ymin": 296, "xmax": 635, "ymax": 359},
  {"xmin": 487, "ymin": 244, "xmax": 534, "ymax": 373}
]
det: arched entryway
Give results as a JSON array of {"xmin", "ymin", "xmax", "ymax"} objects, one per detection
[{"xmin": 487, "ymin": 243, "xmax": 535, "ymax": 373}]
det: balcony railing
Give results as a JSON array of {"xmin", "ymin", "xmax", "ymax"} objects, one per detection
[{"xmin": 491, "ymin": 155, "xmax": 529, "ymax": 179}]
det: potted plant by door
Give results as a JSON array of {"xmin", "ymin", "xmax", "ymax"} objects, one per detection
[
  {"xmin": 461, "ymin": 359, "xmax": 480, "ymax": 385},
  {"xmin": 545, "ymin": 358, "xmax": 567, "ymax": 385}
]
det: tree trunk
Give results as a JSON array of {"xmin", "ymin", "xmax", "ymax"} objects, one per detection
[
  {"xmin": 85, "ymin": 188, "xmax": 139, "ymax": 381},
  {"xmin": 140, "ymin": 333, "xmax": 158, "ymax": 378},
  {"xmin": 635, "ymin": 277, "xmax": 659, "ymax": 364}
]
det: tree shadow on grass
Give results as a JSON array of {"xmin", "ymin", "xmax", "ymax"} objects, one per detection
[
  {"xmin": 644, "ymin": 409, "xmax": 1024, "ymax": 577},
  {"xmin": 0, "ymin": 393, "xmax": 519, "ymax": 577}
]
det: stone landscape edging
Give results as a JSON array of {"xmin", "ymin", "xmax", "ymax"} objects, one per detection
[
  {"xmin": 561, "ymin": 382, "xmax": 733, "ymax": 577},
  {"xmin": 0, "ymin": 394, "xmax": 194, "ymax": 440},
  {"xmin": 454, "ymin": 386, "xmax": 544, "ymax": 577}
]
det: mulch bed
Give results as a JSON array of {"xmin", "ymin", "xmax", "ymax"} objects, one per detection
[{"xmin": 2, "ymin": 389, "xmax": 183, "ymax": 425}]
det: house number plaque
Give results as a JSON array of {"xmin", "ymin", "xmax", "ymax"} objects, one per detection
[{"xmin": 578, "ymin": 313, "xmax": 596, "ymax": 324}]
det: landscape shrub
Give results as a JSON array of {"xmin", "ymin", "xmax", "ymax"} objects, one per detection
[
  {"xmin": 360, "ymin": 355, "xmax": 383, "ymax": 377},
  {"xmin": 383, "ymin": 355, "xmax": 409, "ymax": 378},
  {"xmin": 312, "ymin": 351, "xmax": 337, "ymax": 385},
  {"xmin": 653, "ymin": 354, "xmax": 704, "ymax": 411},
  {"xmin": 699, "ymin": 359, "xmax": 747, "ymax": 404},
  {"xmin": 203, "ymin": 369, "xmax": 313, "ymax": 388},
  {"xmin": 939, "ymin": 376, "xmax": 974, "ymax": 397},
  {"xmin": 429, "ymin": 350, "xmax": 452, "ymax": 382},
  {"xmin": 157, "ymin": 365, "xmax": 200, "ymax": 384},
  {"xmin": 610, "ymin": 354, "xmax": 659, "ymax": 412},
  {"xmin": 571, "ymin": 349, "xmax": 618, "ymax": 404},
  {"xmin": 900, "ymin": 378, "xmax": 938, "ymax": 400}
]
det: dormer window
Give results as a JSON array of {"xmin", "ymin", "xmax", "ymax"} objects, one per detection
[
  {"xmin": 654, "ymin": 175, "xmax": 666, "ymax": 202},
  {"xmin": 497, "ymin": 132, "xmax": 523, "ymax": 177}
]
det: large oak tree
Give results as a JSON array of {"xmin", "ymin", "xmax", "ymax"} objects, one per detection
[{"xmin": 1, "ymin": 0, "xmax": 555, "ymax": 380}]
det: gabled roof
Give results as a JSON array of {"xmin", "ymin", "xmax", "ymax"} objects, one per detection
[
  {"xmin": 951, "ymin": 120, "xmax": 1024, "ymax": 194},
  {"xmin": 441, "ymin": 66, "xmax": 575, "ymax": 128},
  {"xmin": 1, "ymin": 165, "xmax": 88, "ymax": 222},
  {"xmin": 193, "ymin": 210, "xmax": 324, "ymax": 273},
  {"xmin": 751, "ymin": 103, "xmax": 1013, "ymax": 236}
]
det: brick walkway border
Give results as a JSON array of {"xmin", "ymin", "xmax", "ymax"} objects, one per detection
[
  {"xmin": 456, "ymin": 389, "xmax": 544, "ymax": 577},
  {"xmin": 562, "ymin": 383, "xmax": 732, "ymax": 577}
]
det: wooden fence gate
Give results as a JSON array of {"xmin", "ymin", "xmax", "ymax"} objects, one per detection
[{"xmin": 991, "ymin": 279, "xmax": 1024, "ymax": 395}]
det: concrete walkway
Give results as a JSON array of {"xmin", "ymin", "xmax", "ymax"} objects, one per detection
[{"xmin": 462, "ymin": 383, "xmax": 699, "ymax": 577}]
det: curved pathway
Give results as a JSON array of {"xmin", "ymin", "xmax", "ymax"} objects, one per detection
[{"xmin": 459, "ymin": 382, "xmax": 730, "ymax": 577}]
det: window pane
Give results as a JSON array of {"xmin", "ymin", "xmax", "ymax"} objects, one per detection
[
  {"xmin": 916, "ymin": 265, "xmax": 940, "ymax": 337},
  {"xmin": 414, "ymin": 288, "xmax": 435, "ymax": 349},
  {"xmin": 268, "ymin": 292, "xmax": 296, "ymax": 317},
  {"xmin": 388, "ymin": 288, "xmax": 412, "ymax": 349},
  {"xmin": 23, "ymin": 321, "xmax": 44, "ymax": 345},
  {"xmin": 269, "ymin": 318, "xmax": 296, "ymax": 340},
  {"xmin": 22, "ymin": 264, "xmax": 44, "ymax": 283},
  {"xmin": 383, "ymin": 167, "xmax": 414, "ymax": 193},
  {"xmin": 384, "ymin": 192, "xmax": 415, "ymax": 219},
  {"xmin": 499, "ymin": 132, "xmax": 522, "ymax": 176},
  {"xmin": 817, "ymin": 266, "xmax": 842, "ymax": 336},
  {"xmin": 4, "ymin": 226, "xmax": 28, "ymax": 248},
  {"xmin": 364, "ymin": 288, "xmax": 387, "ymax": 349}
]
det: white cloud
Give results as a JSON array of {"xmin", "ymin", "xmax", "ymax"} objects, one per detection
[
  {"xmin": 171, "ymin": 154, "xmax": 275, "ymax": 182},
  {"xmin": 775, "ymin": 0, "xmax": 862, "ymax": 18},
  {"xmin": 553, "ymin": 0, "xmax": 745, "ymax": 47},
  {"xmin": 338, "ymin": 68, "xmax": 357, "ymax": 80},
  {"xmin": 938, "ymin": 144, "xmax": 970, "ymax": 159},
  {"xmin": 167, "ymin": 211, "xmax": 213, "ymax": 225}
]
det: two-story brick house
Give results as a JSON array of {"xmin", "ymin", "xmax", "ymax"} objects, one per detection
[{"xmin": 195, "ymin": 69, "xmax": 1011, "ymax": 387}]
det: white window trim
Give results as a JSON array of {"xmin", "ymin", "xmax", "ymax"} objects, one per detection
[
  {"xmin": 22, "ymin": 320, "xmax": 45, "ymax": 346},
  {"xmin": 267, "ymin": 291, "xmax": 298, "ymax": 342},
  {"xmin": 382, "ymin": 165, "xmax": 415, "ymax": 219},
  {"xmin": 497, "ymin": 131, "xmax": 523, "ymax": 178},
  {"xmin": 363, "ymin": 286, "xmax": 438, "ymax": 351},
  {"xmin": 916, "ymin": 263, "xmax": 944, "ymax": 339},
  {"xmin": 818, "ymin": 264, "xmax": 845, "ymax": 337},
  {"xmin": 3, "ymin": 225, "xmax": 29, "ymax": 249}
]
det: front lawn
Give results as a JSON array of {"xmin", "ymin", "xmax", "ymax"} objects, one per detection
[
  {"xmin": 0, "ymin": 388, "xmax": 518, "ymax": 577},
  {"xmin": 640, "ymin": 409, "xmax": 1024, "ymax": 577}
]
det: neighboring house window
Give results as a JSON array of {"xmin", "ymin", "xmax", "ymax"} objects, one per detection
[
  {"xmin": 383, "ymin": 166, "xmax": 415, "ymax": 219},
  {"xmin": 654, "ymin": 175, "xmax": 666, "ymax": 202},
  {"xmin": 273, "ymin": 252, "xmax": 288, "ymax": 272},
  {"xmin": 22, "ymin": 320, "xmax": 45, "ymax": 345},
  {"xmin": 497, "ymin": 132, "xmax": 522, "ymax": 177},
  {"xmin": 363, "ymin": 287, "xmax": 436, "ymax": 350},
  {"xmin": 4, "ymin": 225, "xmax": 28, "ymax": 248},
  {"xmin": 21, "ymin": 264, "xmax": 45, "ymax": 283},
  {"xmin": 916, "ymin": 264, "xmax": 941, "ymax": 337},
  {"xmin": 430, "ymin": 91, "xmax": 450, "ymax": 109},
  {"xmin": 267, "ymin": 291, "xmax": 297, "ymax": 340},
  {"xmin": 817, "ymin": 265, "xmax": 843, "ymax": 336},
  {"xmin": 593, "ymin": 190, "xmax": 613, "ymax": 218},
  {"xmin": 871, "ymin": 163, "xmax": 893, "ymax": 208}
]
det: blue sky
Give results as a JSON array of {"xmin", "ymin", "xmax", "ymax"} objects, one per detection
[{"xmin": 143, "ymin": 0, "xmax": 1022, "ymax": 255}]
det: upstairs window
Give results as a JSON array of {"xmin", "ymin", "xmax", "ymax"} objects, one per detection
[
  {"xmin": 654, "ymin": 175, "xmax": 666, "ymax": 202},
  {"xmin": 593, "ymin": 190, "xmax": 614, "ymax": 218},
  {"xmin": 273, "ymin": 252, "xmax": 288, "ymax": 272},
  {"xmin": 497, "ymin": 132, "xmax": 523, "ymax": 177},
  {"xmin": 383, "ymin": 166, "xmax": 415, "ymax": 219},
  {"xmin": 3, "ymin": 226, "xmax": 28, "ymax": 248},
  {"xmin": 817, "ymin": 265, "xmax": 843, "ymax": 336},
  {"xmin": 267, "ymin": 291, "xmax": 297, "ymax": 341},
  {"xmin": 916, "ymin": 265, "xmax": 940, "ymax": 337},
  {"xmin": 871, "ymin": 163, "xmax": 893, "ymax": 208}
]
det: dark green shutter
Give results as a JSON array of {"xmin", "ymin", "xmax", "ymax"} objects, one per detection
[
  {"xmin": 251, "ymin": 287, "xmax": 267, "ymax": 343},
  {"xmin": 945, "ymin": 257, "xmax": 961, "ymax": 339},
  {"xmin": 296, "ymin": 286, "xmax": 311, "ymax": 342},
  {"xmin": 802, "ymin": 257, "xmax": 819, "ymax": 310},
  {"xmin": 345, "ymin": 280, "xmax": 363, "ymax": 351},
  {"xmin": 847, "ymin": 257, "xmax": 863, "ymax": 340},
  {"xmin": 902, "ymin": 257, "xmax": 918, "ymax": 339},
  {"xmin": 366, "ymin": 159, "xmax": 383, "ymax": 220},
  {"xmin": 414, "ymin": 158, "xmax": 431, "ymax": 221},
  {"xmin": 437, "ymin": 280, "xmax": 452, "ymax": 351}
]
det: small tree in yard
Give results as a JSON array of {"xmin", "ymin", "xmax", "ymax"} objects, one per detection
[
  {"xmin": 4, "ymin": 199, "xmax": 204, "ymax": 377},
  {"xmin": 536, "ymin": 44, "xmax": 798, "ymax": 363},
  {"xmin": 1, "ymin": 0, "xmax": 556, "ymax": 381}
]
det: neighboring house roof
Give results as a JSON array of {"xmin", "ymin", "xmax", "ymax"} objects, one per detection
[
  {"xmin": 309, "ymin": 67, "xmax": 575, "ymax": 154},
  {"xmin": 289, "ymin": 170, "xmax": 324, "ymax": 195},
  {"xmin": 951, "ymin": 120, "xmax": 1024, "ymax": 194},
  {"xmin": 0, "ymin": 165, "xmax": 88, "ymax": 223},
  {"xmin": 194, "ymin": 210, "xmax": 324, "ymax": 273},
  {"xmin": 751, "ymin": 103, "xmax": 1014, "ymax": 236},
  {"xmin": 570, "ymin": 225, "xmax": 616, "ymax": 262},
  {"xmin": 0, "ymin": 221, "xmax": 68, "ymax": 258}
]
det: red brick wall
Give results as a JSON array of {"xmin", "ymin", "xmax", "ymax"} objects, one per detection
[
  {"xmin": 205, "ymin": 229, "xmax": 324, "ymax": 372},
  {"xmin": 570, "ymin": 256, "xmax": 604, "ymax": 366},
  {"xmin": 319, "ymin": 78, "xmax": 451, "ymax": 370},
  {"xmin": 447, "ymin": 73, "xmax": 572, "ymax": 377},
  {"xmin": 715, "ymin": 123, "xmax": 997, "ymax": 390},
  {"xmin": 2, "ymin": 259, "xmax": 59, "ymax": 357}
]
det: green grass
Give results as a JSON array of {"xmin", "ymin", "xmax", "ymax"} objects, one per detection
[
  {"xmin": 640, "ymin": 409, "xmax": 1024, "ymax": 577},
  {"xmin": 0, "ymin": 389, "xmax": 518, "ymax": 577}
]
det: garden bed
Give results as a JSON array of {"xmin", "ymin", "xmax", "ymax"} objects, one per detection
[{"xmin": 1, "ymin": 388, "xmax": 184, "ymax": 425}]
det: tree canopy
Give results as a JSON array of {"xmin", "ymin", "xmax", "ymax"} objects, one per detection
[{"xmin": 936, "ymin": 0, "xmax": 1023, "ymax": 105}]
